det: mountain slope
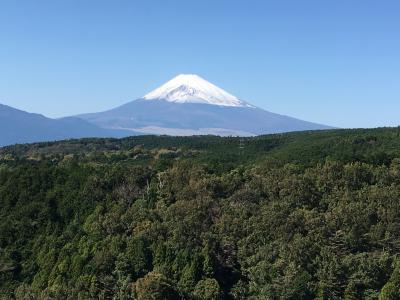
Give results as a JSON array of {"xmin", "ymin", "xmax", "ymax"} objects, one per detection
[
  {"xmin": 0, "ymin": 104, "xmax": 133, "ymax": 146},
  {"xmin": 79, "ymin": 100, "xmax": 330, "ymax": 136},
  {"xmin": 78, "ymin": 74, "xmax": 332, "ymax": 136}
]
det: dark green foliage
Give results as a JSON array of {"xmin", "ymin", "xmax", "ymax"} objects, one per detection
[{"xmin": 2, "ymin": 127, "xmax": 400, "ymax": 299}]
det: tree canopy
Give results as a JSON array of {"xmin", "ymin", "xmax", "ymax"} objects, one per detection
[{"xmin": 1, "ymin": 128, "xmax": 400, "ymax": 299}]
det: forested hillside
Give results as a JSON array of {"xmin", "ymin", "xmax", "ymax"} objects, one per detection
[{"xmin": 2, "ymin": 128, "xmax": 400, "ymax": 299}]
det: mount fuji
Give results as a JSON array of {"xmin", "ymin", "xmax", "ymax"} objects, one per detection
[{"xmin": 78, "ymin": 74, "xmax": 332, "ymax": 136}]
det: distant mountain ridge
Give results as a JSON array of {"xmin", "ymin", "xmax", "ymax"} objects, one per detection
[
  {"xmin": 0, "ymin": 104, "xmax": 133, "ymax": 146},
  {"xmin": 77, "ymin": 74, "xmax": 332, "ymax": 136}
]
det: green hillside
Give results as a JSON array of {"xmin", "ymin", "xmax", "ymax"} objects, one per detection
[{"xmin": 1, "ymin": 128, "xmax": 400, "ymax": 299}]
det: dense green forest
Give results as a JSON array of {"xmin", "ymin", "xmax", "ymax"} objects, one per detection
[{"xmin": 2, "ymin": 128, "xmax": 400, "ymax": 299}]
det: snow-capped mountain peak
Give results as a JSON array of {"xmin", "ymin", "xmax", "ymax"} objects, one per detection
[{"xmin": 142, "ymin": 74, "xmax": 252, "ymax": 107}]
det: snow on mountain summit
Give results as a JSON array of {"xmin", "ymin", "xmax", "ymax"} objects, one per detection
[{"xmin": 142, "ymin": 74, "xmax": 252, "ymax": 107}]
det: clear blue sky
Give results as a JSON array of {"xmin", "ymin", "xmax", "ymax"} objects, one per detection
[{"xmin": 1, "ymin": 0, "xmax": 399, "ymax": 128}]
